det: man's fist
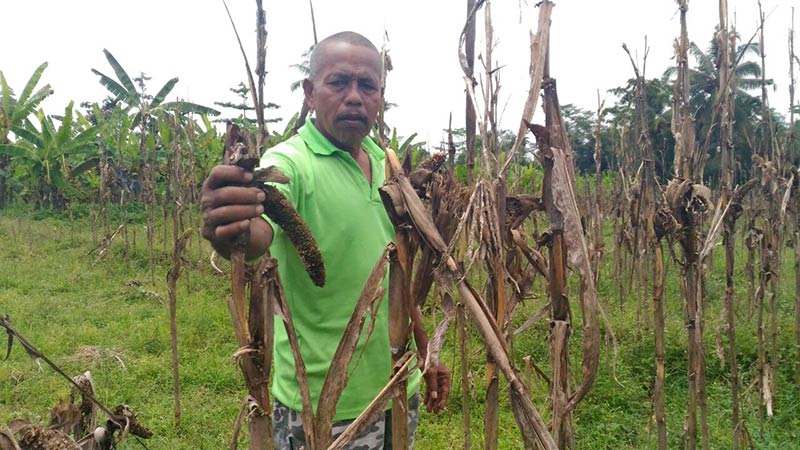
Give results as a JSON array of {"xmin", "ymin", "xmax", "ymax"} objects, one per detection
[
  {"xmin": 201, "ymin": 165, "xmax": 264, "ymax": 241},
  {"xmin": 422, "ymin": 361, "xmax": 451, "ymax": 414},
  {"xmin": 200, "ymin": 165, "xmax": 272, "ymax": 260}
]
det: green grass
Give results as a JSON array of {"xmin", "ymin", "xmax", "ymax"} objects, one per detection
[{"xmin": 1, "ymin": 206, "xmax": 799, "ymax": 449}]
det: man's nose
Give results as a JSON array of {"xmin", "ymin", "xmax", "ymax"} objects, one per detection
[{"xmin": 344, "ymin": 81, "xmax": 363, "ymax": 105}]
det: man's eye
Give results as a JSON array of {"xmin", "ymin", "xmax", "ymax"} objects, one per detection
[
  {"xmin": 329, "ymin": 79, "xmax": 348, "ymax": 87},
  {"xmin": 359, "ymin": 81, "xmax": 378, "ymax": 93}
]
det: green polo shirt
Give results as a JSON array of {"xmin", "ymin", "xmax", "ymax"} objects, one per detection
[{"xmin": 259, "ymin": 120, "xmax": 421, "ymax": 421}]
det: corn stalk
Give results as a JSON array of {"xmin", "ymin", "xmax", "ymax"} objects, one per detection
[
  {"xmin": 669, "ymin": 2, "xmax": 710, "ymax": 448},
  {"xmin": 622, "ymin": 37, "xmax": 672, "ymax": 449},
  {"xmin": 464, "ymin": 0, "xmax": 477, "ymax": 185},
  {"xmin": 381, "ymin": 147, "xmax": 558, "ymax": 449},
  {"xmin": 715, "ymin": 2, "xmax": 751, "ymax": 446},
  {"xmin": 167, "ymin": 228, "xmax": 193, "ymax": 427},
  {"xmin": 388, "ymin": 245, "xmax": 410, "ymax": 450}
]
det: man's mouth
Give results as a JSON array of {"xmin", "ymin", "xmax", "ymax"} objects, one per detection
[{"xmin": 336, "ymin": 114, "xmax": 368, "ymax": 127}]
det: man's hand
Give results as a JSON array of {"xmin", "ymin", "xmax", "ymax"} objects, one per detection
[
  {"xmin": 200, "ymin": 165, "xmax": 272, "ymax": 259},
  {"xmin": 422, "ymin": 361, "xmax": 451, "ymax": 414}
]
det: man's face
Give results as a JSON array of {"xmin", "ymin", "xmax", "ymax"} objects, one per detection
[{"xmin": 303, "ymin": 42, "xmax": 382, "ymax": 151}]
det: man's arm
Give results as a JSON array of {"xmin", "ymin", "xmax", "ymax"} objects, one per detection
[{"xmin": 201, "ymin": 165, "xmax": 274, "ymax": 260}]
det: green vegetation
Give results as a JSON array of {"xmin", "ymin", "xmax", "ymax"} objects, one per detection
[{"xmin": 1, "ymin": 208, "xmax": 798, "ymax": 448}]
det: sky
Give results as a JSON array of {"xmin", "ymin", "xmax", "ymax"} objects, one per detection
[{"xmin": 1, "ymin": 0, "xmax": 797, "ymax": 150}]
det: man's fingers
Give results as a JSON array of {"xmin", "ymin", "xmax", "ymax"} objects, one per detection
[
  {"xmin": 437, "ymin": 371, "xmax": 451, "ymax": 411},
  {"xmin": 211, "ymin": 220, "xmax": 252, "ymax": 240},
  {"xmin": 201, "ymin": 186, "xmax": 265, "ymax": 211},
  {"xmin": 204, "ymin": 204, "xmax": 265, "ymax": 227},
  {"xmin": 424, "ymin": 369, "xmax": 439, "ymax": 412},
  {"xmin": 203, "ymin": 165, "xmax": 254, "ymax": 190}
]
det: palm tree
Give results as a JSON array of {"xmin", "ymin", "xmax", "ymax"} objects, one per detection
[
  {"xmin": 663, "ymin": 30, "xmax": 769, "ymax": 180},
  {"xmin": 0, "ymin": 62, "xmax": 54, "ymax": 205}
]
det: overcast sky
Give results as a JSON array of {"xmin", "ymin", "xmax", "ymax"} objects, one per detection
[{"xmin": 1, "ymin": 0, "xmax": 797, "ymax": 150}]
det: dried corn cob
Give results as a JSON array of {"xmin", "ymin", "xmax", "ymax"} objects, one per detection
[{"xmin": 259, "ymin": 182, "xmax": 325, "ymax": 288}]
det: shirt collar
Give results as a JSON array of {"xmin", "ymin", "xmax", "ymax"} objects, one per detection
[{"xmin": 299, "ymin": 119, "xmax": 385, "ymax": 162}]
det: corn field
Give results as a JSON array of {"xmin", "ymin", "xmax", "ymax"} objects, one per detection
[{"xmin": 2, "ymin": 0, "xmax": 800, "ymax": 449}]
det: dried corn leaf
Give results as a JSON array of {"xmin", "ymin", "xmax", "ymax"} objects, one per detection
[
  {"xmin": 224, "ymin": 123, "xmax": 259, "ymax": 171},
  {"xmin": 48, "ymin": 402, "xmax": 80, "ymax": 435},
  {"xmin": 382, "ymin": 147, "xmax": 557, "ymax": 449},
  {"xmin": 780, "ymin": 173, "xmax": 795, "ymax": 222},
  {"xmin": 506, "ymin": 194, "xmax": 543, "ymax": 230},
  {"xmin": 272, "ymin": 265, "xmax": 317, "ymax": 448},
  {"xmin": 0, "ymin": 427, "xmax": 20, "ymax": 450},
  {"xmin": 503, "ymin": 0, "xmax": 554, "ymax": 174},
  {"xmin": 548, "ymin": 145, "xmax": 601, "ymax": 412},
  {"xmin": 326, "ymin": 353, "xmax": 415, "ymax": 450},
  {"xmin": 426, "ymin": 289, "xmax": 455, "ymax": 368},
  {"xmin": 416, "ymin": 153, "xmax": 447, "ymax": 173},
  {"xmin": 315, "ymin": 246, "xmax": 390, "ymax": 446},
  {"xmin": 16, "ymin": 423, "xmax": 80, "ymax": 450}
]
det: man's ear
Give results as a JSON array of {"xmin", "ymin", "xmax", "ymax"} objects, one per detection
[{"xmin": 302, "ymin": 79, "xmax": 314, "ymax": 110}]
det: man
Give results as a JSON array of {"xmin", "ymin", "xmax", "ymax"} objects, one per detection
[{"xmin": 201, "ymin": 31, "xmax": 450, "ymax": 449}]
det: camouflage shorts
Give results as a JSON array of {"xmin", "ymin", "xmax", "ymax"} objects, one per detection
[{"xmin": 273, "ymin": 392, "xmax": 420, "ymax": 450}]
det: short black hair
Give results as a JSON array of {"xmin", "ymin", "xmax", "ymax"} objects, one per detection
[{"xmin": 308, "ymin": 31, "xmax": 381, "ymax": 80}]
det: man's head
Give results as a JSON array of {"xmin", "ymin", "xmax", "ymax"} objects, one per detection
[{"xmin": 303, "ymin": 31, "xmax": 382, "ymax": 153}]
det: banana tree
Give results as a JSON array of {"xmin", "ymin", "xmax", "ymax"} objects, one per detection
[
  {"xmin": 92, "ymin": 49, "xmax": 220, "ymax": 121},
  {"xmin": 0, "ymin": 101, "xmax": 98, "ymax": 209},
  {"xmin": 0, "ymin": 62, "xmax": 54, "ymax": 205},
  {"xmin": 91, "ymin": 49, "xmax": 219, "ymax": 200},
  {"xmin": 92, "ymin": 49, "xmax": 220, "ymax": 269}
]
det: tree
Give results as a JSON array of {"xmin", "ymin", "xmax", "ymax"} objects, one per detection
[
  {"xmin": 0, "ymin": 101, "xmax": 98, "ymax": 209},
  {"xmin": 92, "ymin": 49, "xmax": 220, "ymax": 201},
  {"xmin": 214, "ymin": 82, "xmax": 280, "ymax": 129},
  {"xmin": 92, "ymin": 49, "xmax": 220, "ymax": 124},
  {"xmin": 0, "ymin": 62, "xmax": 54, "ymax": 205},
  {"xmin": 606, "ymin": 77, "xmax": 674, "ymax": 179},
  {"xmin": 290, "ymin": 46, "xmax": 314, "ymax": 93},
  {"xmin": 663, "ymin": 30, "xmax": 769, "ymax": 180},
  {"xmin": 561, "ymin": 104, "xmax": 596, "ymax": 174}
]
